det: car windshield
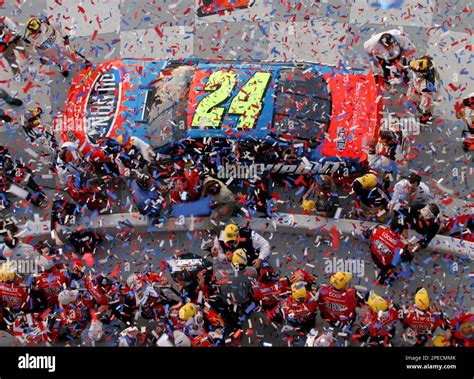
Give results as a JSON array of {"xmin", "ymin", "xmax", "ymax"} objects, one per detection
[
  {"xmin": 272, "ymin": 68, "xmax": 331, "ymax": 143},
  {"xmin": 146, "ymin": 66, "xmax": 194, "ymax": 149}
]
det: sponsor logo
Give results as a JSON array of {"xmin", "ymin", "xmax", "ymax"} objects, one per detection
[
  {"xmin": 381, "ymin": 231, "xmax": 397, "ymax": 245},
  {"xmin": 336, "ymin": 127, "xmax": 347, "ymax": 152},
  {"xmin": 18, "ymin": 353, "xmax": 56, "ymax": 373},
  {"xmin": 84, "ymin": 67, "xmax": 121, "ymax": 144}
]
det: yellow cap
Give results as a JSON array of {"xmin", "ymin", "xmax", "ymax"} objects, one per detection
[
  {"xmin": 301, "ymin": 199, "xmax": 316, "ymax": 211},
  {"xmin": 0, "ymin": 261, "xmax": 16, "ymax": 282},
  {"xmin": 330, "ymin": 272, "xmax": 352, "ymax": 290},
  {"xmin": 224, "ymin": 224, "xmax": 239, "ymax": 242},
  {"xmin": 410, "ymin": 58, "xmax": 429, "ymax": 72},
  {"xmin": 291, "ymin": 281, "xmax": 307, "ymax": 301},
  {"xmin": 415, "ymin": 288, "xmax": 430, "ymax": 310},
  {"xmin": 232, "ymin": 248, "xmax": 247, "ymax": 267},
  {"xmin": 432, "ymin": 334, "xmax": 450, "ymax": 347},
  {"xmin": 356, "ymin": 174, "xmax": 377, "ymax": 190},
  {"xmin": 178, "ymin": 303, "xmax": 198, "ymax": 321},
  {"xmin": 367, "ymin": 292, "xmax": 389, "ymax": 312},
  {"xmin": 26, "ymin": 18, "xmax": 42, "ymax": 33}
]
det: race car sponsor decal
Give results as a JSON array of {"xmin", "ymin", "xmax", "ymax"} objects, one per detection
[
  {"xmin": 188, "ymin": 66, "xmax": 273, "ymax": 131},
  {"xmin": 84, "ymin": 67, "xmax": 122, "ymax": 144}
]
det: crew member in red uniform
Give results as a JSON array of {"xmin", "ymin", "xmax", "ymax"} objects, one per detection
[
  {"xmin": 368, "ymin": 225, "xmax": 409, "ymax": 284},
  {"xmin": 34, "ymin": 255, "xmax": 70, "ymax": 306},
  {"xmin": 0, "ymin": 261, "xmax": 47, "ymax": 321},
  {"xmin": 355, "ymin": 292, "xmax": 400, "ymax": 346},
  {"xmin": 317, "ymin": 272, "xmax": 363, "ymax": 327},
  {"xmin": 57, "ymin": 289, "xmax": 89, "ymax": 339},
  {"xmin": 82, "ymin": 274, "xmax": 115, "ymax": 309},
  {"xmin": 127, "ymin": 272, "xmax": 171, "ymax": 320},
  {"xmin": 277, "ymin": 281, "xmax": 318, "ymax": 332},
  {"xmin": 0, "ymin": 262, "xmax": 29, "ymax": 320},
  {"xmin": 401, "ymin": 287, "xmax": 447, "ymax": 346},
  {"xmin": 167, "ymin": 302, "xmax": 225, "ymax": 347},
  {"xmin": 251, "ymin": 265, "xmax": 291, "ymax": 310},
  {"xmin": 441, "ymin": 313, "xmax": 473, "ymax": 347}
]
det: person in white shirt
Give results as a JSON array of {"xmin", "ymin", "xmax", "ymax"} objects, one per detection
[
  {"xmin": 24, "ymin": 17, "xmax": 90, "ymax": 77},
  {"xmin": 389, "ymin": 173, "xmax": 431, "ymax": 211},
  {"xmin": 364, "ymin": 29, "xmax": 415, "ymax": 84}
]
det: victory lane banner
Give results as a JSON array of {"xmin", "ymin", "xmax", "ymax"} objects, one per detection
[{"xmin": 0, "ymin": 347, "xmax": 472, "ymax": 378}]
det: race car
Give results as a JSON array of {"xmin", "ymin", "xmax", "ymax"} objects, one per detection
[
  {"xmin": 196, "ymin": 0, "xmax": 254, "ymax": 17},
  {"xmin": 58, "ymin": 58, "xmax": 382, "ymax": 179}
]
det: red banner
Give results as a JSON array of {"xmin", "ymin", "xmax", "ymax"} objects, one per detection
[{"xmin": 320, "ymin": 71, "xmax": 380, "ymax": 161}]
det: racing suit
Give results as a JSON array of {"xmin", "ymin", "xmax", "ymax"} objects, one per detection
[
  {"xmin": 401, "ymin": 306, "xmax": 447, "ymax": 346},
  {"xmin": 357, "ymin": 303, "xmax": 400, "ymax": 345},
  {"xmin": 317, "ymin": 284, "xmax": 363, "ymax": 326},
  {"xmin": 34, "ymin": 268, "xmax": 70, "ymax": 306},
  {"xmin": 449, "ymin": 313, "xmax": 473, "ymax": 347},
  {"xmin": 167, "ymin": 303, "xmax": 225, "ymax": 347},
  {"xmin": 369, "ymin": 225, "xmax": 407, "ymax": 283},
  {"xmin": 278, "ymin": 293, "xmax": 318, "ymax": 332}
]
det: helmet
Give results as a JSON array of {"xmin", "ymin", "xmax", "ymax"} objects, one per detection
[
  {"xmin": 0, "ymin": 261, "xmax": 16, "ymax": 282},
  {"xmin": 35, "ymin": 255, "xmax": 54, "ymax": 271},
  {"xmin": 355, "ymin": 173, "xmax": 377, "ymax": 190},
  {"xmin": 301, "ymin": 199, "xmax": 316, "ymax": 211},
  {"xmin": 379, "ymin": 33, "xmax": 394, "ymax": 47},
  {"xmin": 330, "ymin": 272, "xmax": 352, "ymax": 290},
  {"xmin": 26, "ymin": 18, "xmax": 42, "ymax": 34},
  {"xmin": 415, "ymin": 288, "xmax": 430, "ymax": 310},
  {"xmin": 409, "ymin": 56, "xmax": 432, "ymax": 73},
  {"xmin": 366, "ymin": 292, "xmax": 389, "ymax": 312},
  {"xmin": 58, "ymin": 289, "xmax": 79, "ymax": 306},
  {"xmin": 432, "ymin": 334, "xmax": 450, "ymax": 347},
  {"xmin": 223, "ymin": 224, "xmax": 239, "ymax": 242},
  {"xmin": 232, "ymin": 248, "xmax": 248, "ymax": 267},
  {"xmin": 179, "ymin": 303, "xmax": 198, "ymax": 321},
  {"xmin": 291, "ymin": 281, "xmax": 307, "ymax": 301}
]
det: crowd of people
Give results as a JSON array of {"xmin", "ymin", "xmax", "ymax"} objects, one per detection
[{"xmin": 0, "ymin": 16, "xmax": 472, "ymax": 347}]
